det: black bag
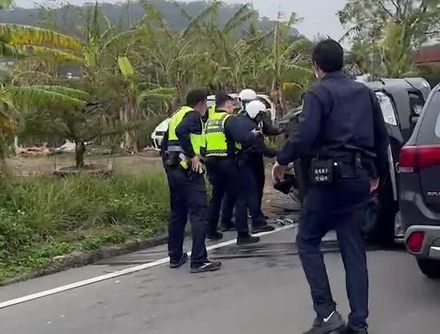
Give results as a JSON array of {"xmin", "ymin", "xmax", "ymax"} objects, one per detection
[{"xmin": 310, "ymin": 158, "xmax": 334, "ymax": 185}]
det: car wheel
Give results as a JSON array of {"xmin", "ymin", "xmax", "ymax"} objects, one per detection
[{"xmin": 417, "ymin": 259, "xmax": 440, "ymax": 279}]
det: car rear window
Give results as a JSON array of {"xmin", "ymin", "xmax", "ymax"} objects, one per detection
[{"xmin": 418, "ymin": 91, "xmax": 440, "ymax": 144}]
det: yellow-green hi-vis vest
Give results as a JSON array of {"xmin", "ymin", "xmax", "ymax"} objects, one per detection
[
  {"xmin": 205, "ymin": 111, "xmax": 235, "ymax": 158},
  {"xmin": 167, "ymin": 106, "xmax": 205, "ymax": 170},
  {"xmin": 208, "ymin": 105, "xmax": 216, "ymax": 119}
]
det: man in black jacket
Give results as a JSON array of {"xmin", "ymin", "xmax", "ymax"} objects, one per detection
[{"xmin": 274, "ymin": 40, "xmax": 388, "ymax": 334}]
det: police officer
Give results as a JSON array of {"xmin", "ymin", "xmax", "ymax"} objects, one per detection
[
  {"xmin": 162, "ymin": 89, "xmax": 222, "ymax": 274},
  {"xmin": 273, "ymin": 40, "xmax": 388, "ymax": 334},
  {"xmin": 205, "ymin": 92, "xmax": 260, "ymax": 245},
  {"xmin": 221, "ymin": 90, "xmax": 281, "ymax": 230},
  {"xmin": 230, "ymin": 100, "xmax": 278, "ymax": 233}
]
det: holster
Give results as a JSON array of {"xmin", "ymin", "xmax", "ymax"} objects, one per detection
[{"xmin": 163, "ymin": 151, "xmax": 179, "ymax": 167}]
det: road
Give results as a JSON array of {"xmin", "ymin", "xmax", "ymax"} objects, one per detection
[{"xmin": 0, "ymin": 223, "xmax": 440, "ymax": 334}]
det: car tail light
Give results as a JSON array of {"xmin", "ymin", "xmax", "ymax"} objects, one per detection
[
  {"xmin": 399, "ymin": 145, "xmax": 440, "ymax": 173},
  {"xmin": 406, "ymin": 231, "xmax": 425, "ymax": 253}
]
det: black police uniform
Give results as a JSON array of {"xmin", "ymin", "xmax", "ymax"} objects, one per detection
[
  {"xmin": 277, "ymin": 72, "xmax": 389, "ymax": 330},
  {"xmin": 229, "ymin": 113, "xmax": 277, "ymax": 229},
  {"xmin": 221, "ymin": 111, "xmax": 281, "ymax": 229},
  {"xmin": 252, "ymin": 111, "xmax": 283, "ymax": 213},
  {"xmin": 205, "ymin": 111, "xmax": 254, "ymax": 241},
  {"xmin": 162, "ymin": 111, "xmax": 208, "ymax": 267}
]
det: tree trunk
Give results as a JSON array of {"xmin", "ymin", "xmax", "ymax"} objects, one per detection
[{"xmin": 75, "ymin": 141, "xmax": 86, "ymax": 169}]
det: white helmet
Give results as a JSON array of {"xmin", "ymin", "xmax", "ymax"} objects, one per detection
[
  {"xmin": 246, "ymin": 100, "xmax": 266, "ymax": 119},
  {"xmin": 239, "ymin": 89, "xmax": 257, "ymax": 102}
]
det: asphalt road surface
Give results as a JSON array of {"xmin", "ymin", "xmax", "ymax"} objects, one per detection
[{"xmin": 1, "ymin": 223, "xmax": 439, "ymax": 334}]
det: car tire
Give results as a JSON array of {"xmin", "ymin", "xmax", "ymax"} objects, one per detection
[{"xmin": 417, "ymin": 259, "xmax": 440, "ymax": 279}]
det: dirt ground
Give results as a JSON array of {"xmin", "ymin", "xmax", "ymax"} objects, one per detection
[{"xmin": 6, "ymin": 152, "xmax": 163, "ymax": 176}]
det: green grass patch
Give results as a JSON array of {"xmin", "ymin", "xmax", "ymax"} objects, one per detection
[{"xmin": 0, "ymin": 171, "xmax": 169, "ymax": 284}]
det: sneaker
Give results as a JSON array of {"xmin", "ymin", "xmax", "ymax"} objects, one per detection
[
  {"xmin": 303, "ymin": 311, "xmax": 345, "ymax": 334},
  {"xmin": 206, "ymin": 231, "xmax": 223, "ymax": 241},
  {"xmin": 340, "ymin": 325, "xmax": 368, "ymax": 334},
  {"xmin": 190, "ymin": 261, "xmax": 222, "ymax": 273},
  {"xmin": 237, "ymin": 235, "xmax": 260, "ymax": 245},
  {"xmin": 252, "ymin": 224, "xmax": 276, "ymax": 233},
  {"xmin": 169, "ymin": 253, "xmax": 188, "ymax": 269}
]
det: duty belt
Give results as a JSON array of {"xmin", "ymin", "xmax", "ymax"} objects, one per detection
[{"xmin": 167, "ymin": 145, "xmax": 185, "ymax": 153}]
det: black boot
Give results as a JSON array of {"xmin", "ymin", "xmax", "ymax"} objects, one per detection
[
  {"xmin": 221, "ymin": 224, "xmax": 235, "ymax": 232},
  {"xmin": 339, "ymin": 325, "xmax": 368, "ymax": 334},
  {"xmin": 252, "ymin": 224, "xmax": 275, "ymax": 233},
  {"xmin": 303, "ymin": 311, "xmax": 345, "ymax": 334},
  {"xmin": 170, "ymin": 253, "xmax": 188, "ymax": 269},
  {"xmin": 206, "ymin": 231, "xmax": 223, "ymax": 241},
  {"xmin": 237, "ymin": 233, "xmax": 260, "ymax": 245}
]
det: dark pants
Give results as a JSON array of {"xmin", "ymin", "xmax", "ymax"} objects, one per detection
[
  {"xmin": 250, "ymin": 155, "xmax": 265, "ymax": 209},
  {"xmin": 206, "ymin": 158, "xmax": 248, "ymax": 235},
  {"xmin": 221, "ymin": 192, "xmax": 235, "ymax": 228},
  {"xmin": 166, "ymin": 167, "xmax": 208, "ymax": 265},
  {"xmin": 240, "ymin": 159, "xmax": 266, "ymax": 227},
  {"xmin": 297, "ymin": 175, "xmax": 370, "ymax": 329}
]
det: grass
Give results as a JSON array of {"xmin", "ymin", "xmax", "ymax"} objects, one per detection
[{"xmin": 0, "ymin": 171, "xmax": 169, "ymax": 284}]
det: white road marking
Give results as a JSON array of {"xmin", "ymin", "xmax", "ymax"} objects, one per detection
[{"xmin": 0, "ymin": 224, "xmax": 295, "ymax": 310}]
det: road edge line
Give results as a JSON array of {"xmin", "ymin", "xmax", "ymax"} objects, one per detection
[{"xmin": 0, "ymin": 224, "xmax": 295, "ymax": 310}]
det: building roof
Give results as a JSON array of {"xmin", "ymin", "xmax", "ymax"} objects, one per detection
[{"xmin": 413, "ymin": 44, "xmax": 440, "ymax": 65}]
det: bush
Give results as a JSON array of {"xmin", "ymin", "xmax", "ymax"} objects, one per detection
[{"xmin": 0, "ymin": 171, "xmax": 169, "ymax": 282}]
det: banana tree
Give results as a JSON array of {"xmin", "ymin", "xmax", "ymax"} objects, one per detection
[{"xmin": 0, "ymin": 68, "xmax": 89, "ymax": 169}]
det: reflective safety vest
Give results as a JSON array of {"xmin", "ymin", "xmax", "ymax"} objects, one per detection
[
  {"xmin": 205, "ymin": 111, "xmax": 233, "ymax": 157},
  {"xmin": 167, "ymin": 106, "xmax": 205, "ymax": 169},
  {"xmin": 208, "ymin": 105, "xmax": 216, "ymax": 119}
]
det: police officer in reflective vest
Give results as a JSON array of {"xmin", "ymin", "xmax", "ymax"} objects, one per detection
[
  {"xmin": 205, "ymin": 93, "xmax": 260, "ymax": 245},
  {"xmin": 273, "ymin": 40, "xmax": 388, "ymax": 334},
  {"xmin": 162, "ymin": 89, "xmax": 222, "ymax": 274}
]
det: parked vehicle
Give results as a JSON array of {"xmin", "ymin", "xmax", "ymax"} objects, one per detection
[
  {"xmin": 278, "ymin": 77, "xmax": 430, "ymax": 245},
  {"xmin": 400, "ymin": 83, "xmax": 440, "ymax": 279},
  {"xmin": 150, "ymin": 93, "xmax": 276, "ymax": 150}
]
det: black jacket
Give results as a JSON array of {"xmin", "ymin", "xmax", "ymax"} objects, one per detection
[
  {"xmin": 225, "ymin": 113, "xmax": 277, "ymax": 158},
  {"xmin": 277, "ymin": 72, "xmax": 389, "ymax": 177}
]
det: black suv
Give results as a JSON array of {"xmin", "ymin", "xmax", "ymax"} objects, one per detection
[
  {"xmin": 401, "ymin": 83, "xmax": 440, "ymax": 278},
  {"xmin": 278, "ymin": 77, "xmax": 430, "ymax": 245}
]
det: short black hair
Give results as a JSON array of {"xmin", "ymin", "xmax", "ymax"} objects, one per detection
[
  {"xmin": 215, "ymin": 92, "xmax": 234, "ymax": 107},
  {"xmin": 186, "ymin": 89, "xmax": 208, "ymax": 107},
  {"xmin": 312, "ymin": 39, "xmax": 344, "ymax": 73}
]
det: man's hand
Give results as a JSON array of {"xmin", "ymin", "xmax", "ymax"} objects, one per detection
[
  {"xmin": 273, "ymin": 161, "xmax": 289, "ymax": 182},
  {"xmin": 191, "ymin": 155, "xmax": 203, "ymax": 173},
  {"xmin": 370, "ymin": 178, "xmax": 380, "ymax": 193}
]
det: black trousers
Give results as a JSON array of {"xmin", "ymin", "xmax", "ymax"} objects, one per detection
[
  {"xmin": 221, "ymin": 155, "xmax": 266, "ymax": 227},
  {"xmin": 206, "ymin": 158, "xmax": 248, "ymax": 235},
  {"xmin": 165, "ymin": 167, "xmax": 208, "ymax": 265},
  {"xmin": 250, "ymin": 155, "xmax": 265, "ymax": 209},
  {"xmin": 297, "ymin": 174, "xmax": 370, "ymax": 329}
]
